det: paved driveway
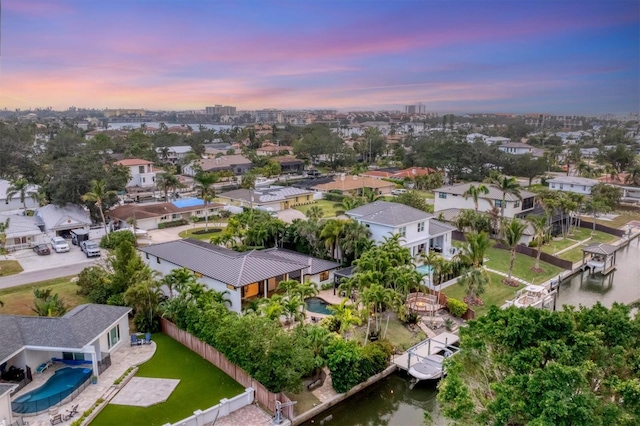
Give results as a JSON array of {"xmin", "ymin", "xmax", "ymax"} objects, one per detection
[
  {"xmin": 6, "ymin": 243, "xmax": 105, "ymax": 273},
  {"xmin": 277, "ymin": 208, "xmax": 306, "ymax": 223}
]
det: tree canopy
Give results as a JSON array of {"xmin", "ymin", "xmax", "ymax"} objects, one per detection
[{"xmin": 438, "ymin": 304, "xmax": 640, "ymax": 426}]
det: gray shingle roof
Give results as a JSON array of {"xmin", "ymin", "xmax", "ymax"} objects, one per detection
[
  {"xmin": 346, "ymin": 201, "xmax": 433, "ymax": 226},
  {"xmin": 220, "ymin": 186, "xmax": 313, "ymax": 203},
  {"xmin": 262, "ymin": 248, "xmax": 341, "ymax": 275},
  {"xmin": 140, "ymin": 239, "xmax": 315, "ymax": 287},
  {"xmin": 36, "ymin": 204, "xmax": 91, "ymax": 231},
  {"xmin": 428, "ymin": 219, "xmax": 456, "ymax": 236},
  {"xmin": 0, "ymin": 383, "xmax": 17, "ymax": 397},
  {"xmin": 433, "ymin": 182, "xmax": 536, "ymax": 202},
  {"xmin": 0, "ymin": 304, "xmax": 131, "ymax": 364},
  {"xmin": 582, "ymin": 243, "xmax": 618, "ymax": 256},
  {"xmin": 547, "ymin": 176, "xmax": 598, "ymax": 186}
]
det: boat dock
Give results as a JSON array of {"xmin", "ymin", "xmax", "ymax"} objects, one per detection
[{"xmin": 392, "ymin": 332, "xmax": 460, "ymax": 372}]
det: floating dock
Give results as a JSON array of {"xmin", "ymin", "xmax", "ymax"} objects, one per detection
[{"xmin": 392, "ymin": 332, "xmax": 460, "ymax": 372}]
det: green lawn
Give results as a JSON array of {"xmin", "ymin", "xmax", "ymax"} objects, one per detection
[
  {"xmin": 555, "ymin": 229, "xmax": 619, "ymax": 263},
  {"xmin": 294, "ymin": 199, "xmax": 339, "ymax": 218},
  {"xmin": 540, "ymin": 237, "xmax": 579, "ymax": 255},
  {"xmin": 583, "ymin": 210, "xmax": 640, "ymax": 229},
  {"xmin": 352, "ymin": 315, "xmax": 426, "ymax": 351},
  {"xmin": 442, "ymin": 272, "xmax": 526, "ymax": 318},
  {"xmin": 0, "ymin": 260, "xmax": 23, "ymax": 277},
  {"xmin": 92, "ymin": 334, "xmax": 245, "ymax": 426},
  {"xmin": 0, "ymin": 276, "xmax": 87, "ymax": 316},
  {"xmin": 484, "ymin": 247, "xmax": 565, "ymax": 284},
  {"xmin": 178, "ymin": 226, "xmax": 225, "ymax": 241}
]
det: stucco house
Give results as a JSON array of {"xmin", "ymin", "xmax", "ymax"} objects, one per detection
[
  {"xmin": 0, "ymin": 304, "xmax": 131, "ymax": 422},
  {"xmin": 35, "ymin": 204, "xmax": 91, "ymax": 236},
  {"xmin": 114, "ymin": 159, "xmax": 156, "ymax": 188},
  {"xmin": 0, "ymin": 180, "xmax": 39, "ymax": 213},
  {"xmin": 184, "ymin": 155, "xmax": 254, "ymax": 177},
  {"xmin": 346, "ymin": 201, "xmax": 455, "ymax": 257},
  {"xmin": 547, "ymin": 176, "xmax": 598, "ymax": 195},
  {"xmin": 312, "ymin": 175, "xmax": 395, "ymax": 196},
  {"xmin": 140, "ymin": 239, "xmax": 340, "ymax": 313},
  {"xmin": 498, "ymin": 142, "xmax": 534, "ymax": 155},
  {"xmin": 433, "ymin": 182, "xmax": 536, "ymax": 219},
  {"xmin": 218, "ymin": 186, "xmax": 315, "ymax": 212},
  {"xmin": 0, "ymin": 214, "xmax": 45, "ymax": 251},
  {"xmin": 108, "ymin": 199, "xmax": 224, "ymax": 231}
]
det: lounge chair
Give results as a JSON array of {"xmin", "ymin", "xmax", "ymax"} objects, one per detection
[
  {"xmin": 49, "ymin": 414, "xmax": 63, "ymax": 426},
  {"xmin": 130, "ymin": 335, "xmax": 141, "ymax": 346},
  {"xmin": 36, "ymin": 361, "xmax": 52, "ymax": 374},
  {"xmin": 143, "ymin": 332, "xmax": 152, "ymax": 345},
  {"xmin": 64, "ymin": 404, "xmax": 79, "ymax": 420},
  {"xmin": 12, "ymin": 418, "xmax": 29, "ymax": 426}
]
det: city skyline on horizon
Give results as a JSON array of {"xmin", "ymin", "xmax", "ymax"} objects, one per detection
[{"xmin": 1, "ymin": 0, "xmax": 638, "ymax": 115}]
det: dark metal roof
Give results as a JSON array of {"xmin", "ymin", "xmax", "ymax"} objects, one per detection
[
  {"xmin": 262, "ymin": 248, "xmax": 341, "ymax": 275},
  {"xmin": 0, "ymin": 304, "xmax": 131, "ymax": 364},
  {"xmin": 582, "ymin": 243, "xmax": 618, "ymax": 256},
  {"xmin": 140, "ymin": 239, "xmax": 314, "ymax": 287},
  {"xmin": 335, "ymin": 265, "xmax": 357, "ymax": 278}
]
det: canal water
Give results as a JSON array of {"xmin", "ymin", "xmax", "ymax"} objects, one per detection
[
  {"xmin": 556, "ymin": 236, "xmax": 640, "ymax": 308},
  {"xmin": 302, "ymin": 372, "xmax": 447, "ymax": 426}
]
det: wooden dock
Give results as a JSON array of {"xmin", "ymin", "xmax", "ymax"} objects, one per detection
[{"xmin": 392, "ymin": 332, "xmax": 460, "ymax": 372}]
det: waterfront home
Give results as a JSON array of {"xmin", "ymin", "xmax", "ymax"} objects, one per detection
[
  {"xmin": 547, "ymin": 176, "xmax": 598, "ymax": 195},
  {"xmin": 108, "ymin": 199, "xmax": 224, "ymax": 231},
  {"xmin": 140, "ymin": 239, "xmax": 340, "ymax": 313},
  {"xmin": 312, "ymin": 175, "xmax": 395, "ymax": 196},
  {"xmin": 218, "ymin": 186, "xmax": 315, "ymax": 211},
  {"xmin": 114, "ymin": 158, "xmax": 157, "ymax": 188},
  {"xmin": 346, "ymin": 201, "xmax": 455, "ymax": 257}
]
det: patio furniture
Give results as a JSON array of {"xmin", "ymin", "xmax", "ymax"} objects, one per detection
[
  {"xmin": 49, "ymin": 414, "xmax": 63, "ymax": 426},
  {"xmin": 11, "ymin": 418, "xmax": 29, "ymax": 426},
  {"xmin": 36, "ymin": 361, "xmax": 52, "ymax": 374},
  {"xmin": 63, "ymin": 404, "xmax": 79, "ymax": 420},
  {"xmin": 130, "ymin": 334, "xmax": 142, "ymax": 346},
  {"xmin": 143, "ymin": 332, "xmax": 152, "ymax": 345}
]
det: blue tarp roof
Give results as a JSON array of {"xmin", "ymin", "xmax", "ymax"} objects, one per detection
[{"xmin": 172, "ymin": 198, "xmax": 205, "ymax": 208}]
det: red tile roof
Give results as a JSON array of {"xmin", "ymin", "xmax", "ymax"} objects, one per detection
[{"xmin": 115, "ymin": 159, "xmax": 153, "ymax": 166}]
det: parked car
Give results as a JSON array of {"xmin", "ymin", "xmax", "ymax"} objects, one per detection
[
  {"xmin": 33, "ymin": 244, "xmax": 51, "ymax": 256},
  {"xmin": 50, "ymin": 237, "xmax": 70, "ymax": 253},
  {"xmin": 80, "ymin": 240, "xmax": 101, "ymax": 258},
  {"xmin": 391, "ymin": 189, "xmax": 407, "ymax": 195}
]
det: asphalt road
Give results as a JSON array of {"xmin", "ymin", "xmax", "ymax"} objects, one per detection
[{"xmin": 0, "ymin": 260, "xmax": 99, "ymax": 290}]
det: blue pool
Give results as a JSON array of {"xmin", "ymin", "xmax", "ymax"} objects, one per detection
[
  {"xmin": 306, "ymin": 297, "xmax": 333, "ymax": 315},
  {"xmin": 416, "ymin": 265, "xmax": 434, "ymax": 275},
  {"xmin": 12, "ymin": 367, "xmax": 92, "ymax": 414}
]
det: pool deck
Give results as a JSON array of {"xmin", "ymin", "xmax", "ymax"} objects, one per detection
[{"xmin": 12, "ymin": 342, "xmax": 156, "ymax": 426}]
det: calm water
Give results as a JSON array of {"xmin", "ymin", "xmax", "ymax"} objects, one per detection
[
  {"xmin": 302, "ymin": 373, "xmax": 447, "ymax": 426},
  {"xmin": 557, "ymin": 236, "xmax": 640, "ymax": 308},
  {"xmin": 306, "ymin": 297, "xmax": 333, "ymax": 315},
  {"xmin": 107, "ymin": 122, "xmax": 235, "ymax": 131}
]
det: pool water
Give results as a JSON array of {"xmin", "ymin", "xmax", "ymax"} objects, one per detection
[
  {"xmin": 416, "ymin": 265, "xmax": 433, "ymax": 275},
  {"xmin": 12, "ymin": 367, "xmax": 92, "ymax": 414},
  {"xmin": 306, "ymin": 297, "xmax": 333, "ymax": 315}
]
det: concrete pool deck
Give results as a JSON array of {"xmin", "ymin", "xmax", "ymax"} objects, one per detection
[{"xmin": 12, "ymin": 342, "xmax": 156, "ymax": 426}]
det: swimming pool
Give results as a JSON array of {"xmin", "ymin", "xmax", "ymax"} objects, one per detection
[
  {"xmin": 306, "ymin": 297, "xmax": 333, "ymax": 315},
  {"xmin": 416, "ymin": 265, "xmax": 433, "ymax": 275},
  {"xmin": 12, "ymin": 367, "xmax": 92, "ymax": 414}
]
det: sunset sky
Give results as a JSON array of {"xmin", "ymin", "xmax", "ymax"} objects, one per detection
[{"xmin": 1, "ymin": 0, "xmax": 638, "ymax": 114}]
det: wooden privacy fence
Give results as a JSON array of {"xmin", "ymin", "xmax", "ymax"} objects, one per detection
[
  {"xmin": 578, "ymin": 221, "xmax": 625, "ymax": 237},
  {"xmin": 492, "ymin": 243, "xmax": 574, "ymax": 270},
  {"xmin": 160, "ymin": 319, "xmax": 294, "ymax": 420},
  {"xmin": 427, "ymin": 290, "xmax": 476, "ymax": 321}
]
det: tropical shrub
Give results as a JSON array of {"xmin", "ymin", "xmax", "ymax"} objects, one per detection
[
  {"xmin": 326, "ymin": 339, "xmax": 393, "ymax": 393},
  {"xmin": 447, "ymin": 298, "xmax": 468, "ymax": 318},
  {"xmin": 100, "ymin": 230, "xmax": 136, "ymax": 249},
  {"xmin": 158, "ymin": 219, "xmax": 188, "ymax": 229}
]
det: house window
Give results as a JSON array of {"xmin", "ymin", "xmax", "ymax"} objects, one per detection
[
  {"xmin": 306, "ymin": 196, "xmax": 310, "ymax": 201},
  {"xmin": 559, "ymin": 184, "xmax": 564, "ymax": 190},
  {"xmin": 495, "ymin": 200, "xmax": 503, "ymax": 207},
  {"xmin": 196, "ymin": 210, "xmax": 202, "ymax": 215},
  {"xmin": 514, "ymin": 201, "xmax": 520, "ymax": 208},
  {"xmin": 417, "ymin": 222, "xmax": 425, "ymax": 232},
  {"xmin": 319, "ymin": 271, "xmax": 330, "ymax": 281},
  {"xmin": 570, "ymin": 184, "xmax": 574, "ymax": 188},
  {"xmin": 438, "ymin": 192, "xmax": 447, "ymax": 199},
  {"xmin": 295, "ymin": 197, "xmax": 299, "ymax": 202},
  {"xmin": 62, "ymin": 352, "xmax": 85, "ymax": 361},
  {"xmin": 398, "ymin": 226, "xmax": 406, "ymax": 238},
  {"xmin": 138, "ymin": 165, "xmax": 145, "ymax": 173},
  {"xmin": 551, "ymin": 184, "xmax": 555, "ymax": 189},
  {"xmin": 172, "ymin": 214, "xmax": 180, "ymax": 219},
  {"xmin": 156, "ymin": 257, "xmax": 161, "ymax": 264},
  {"xmin": 142, "ymin": 177, "xmax": 146, "ymax": 183},
  {"xmin": 108, "ymin": 325, "xmax": 120, "ymax": 349},
  {"xmin": 583, "ymin": 186, "xmax": 587, "ymax": 191},
  {"xmin": 161, "ymin": 215, "xmax": 168, "ymax": 220}
]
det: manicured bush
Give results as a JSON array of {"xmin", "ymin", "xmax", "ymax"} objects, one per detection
[
  {"xmin": 447, "ymin": 298, "xmax": 468, "ymax": 318},
  {"xmin": 158, "ymin": 219, "xmax": 188, "ymax": 229},
  {"xmin": 326, "ymin": 339, "xmax": 393, "ymax": 393},
  {"xmin": 100, "ymin": 230, "xmax": 137, "ymax": 249},
  {"xmin": 319, "ymin": 315, "xmax": 341, "ymax": 333},
  {"xmin": 322, "ymin": 192, "xmax": 346, "ymax": 202}
]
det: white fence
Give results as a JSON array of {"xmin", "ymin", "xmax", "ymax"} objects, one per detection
[{"xmin": 165, "ymin": 387, "xmax": 255, "ymax": 426}]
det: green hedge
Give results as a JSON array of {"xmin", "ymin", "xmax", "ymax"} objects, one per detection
[
  {"xmin": 322, "ymin": 192, "xmax": 346, "ymax": 202},
  {"xmin": 158, "ymin": 219, "xmax": 189, "ymax": 229},
  {"xmin": 326, "ymin": 339, "xmax": 393, "ymax": 393},
  {"xmin": 447, "ymin": 298, "xmax": 468, "ymax": 318}
]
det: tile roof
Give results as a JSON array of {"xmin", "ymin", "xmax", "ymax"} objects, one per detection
[
  {"xmin": 140, "ymin": 239, "xmax": 318, "ymax": 287},
  {"xmin": 107, "ymin": 201, "xmax": 224, "ymax": 221},
  {"xmin": 115, "ymin": 159, "xmax": 153, "ymax": 166},
  {"xmin": 198, "ymin": 155, "xmax": 253, "ymax": 171},
  {"xmin": 433, "ymin": 182, "xmax": 536, "ymax": 201},
  {"xmin": 0, "ymin": 305, "xmax": 131, "ymax": 363},
  {"xmin": 346, "ymin": 201, "xmax": 433, "ymax": 226}
]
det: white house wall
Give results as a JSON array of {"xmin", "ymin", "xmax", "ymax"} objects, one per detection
[
  {"xmin": 434, "ymin": 193, "xmax": 525, "ymax": 218},
  {"xmin": 548, "ymin": 182, "xmax": 593, "ymax": 195},
  {"xmin": 1, "ymin": 198, "xmax": 39, "ymax": 213},
  {"xmin": 142, "ymin": 253, "xmax": 243, "ymax": 312},
  {"xmin": 0, "ymin": 391, "xmax": 13, "ymax": 425}
]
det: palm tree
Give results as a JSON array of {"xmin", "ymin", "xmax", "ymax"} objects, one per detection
[
  {"xmin": 161, "ymin": 267, "xmax": 198, "ymax": 297},
  {"xmin": 158, "ymin": 146, "xmax": 171, "ymax": 163},
  {"xmin": 462, "ymin": 183, "xmax": 490, "ymax": 212},
  {"xmin": 32, "ymin": 288, "xmax": 67, "ymax": 317},
  {"xmin": 502, "ymin": 219, "xmax": 527, "ymax": 284},
  {"xmin": 6, "ymin": 178, "xmax": 38, "ymax": 211},
  {"xmin": 156, "ymin": 172, "xmax": 183, "ymax": 201},
  {"xmin": 209, "ymin": 290, "xmax": 232, "ymax": 307},
  {"xmin": 527, "ymin": 215, "xmax": 549, "ymax": 271},
  {"xmin": 339, "ymin": 219, "xmax": 372, "ymax": 264},
  {"xmin": 193, "ymin": 172, "xmax": 219, "ymax": 231},
  {"xmin": 305, "ymin": 205, "xmax": 324, "ymax": 221},
  {"xmin": 320, "ymin": 219, "xmax": 346, "ymax": 262},
  {"xmin": 486, "ymin": 174, "xmax": 521, "ymax": 236},
  {"xmin": 292, "ymin": 280, "xmax": 319, "ymax": 301},
  {"xmin": 584, "ymin": 198, "xmax": 611, "ymax": 236},
  {"xmin": 457, "ymin": 268, "xmax": 489, "ymax": 305},
  {"xmin": 283, "ymin": 295, "xmax": 306, "ymax": 327},
  {"xmin": 458, "ymin": 231, "xmax": 491, "ymax": 268},
  {"xmin": 259, "ymin": 295, "xmax": 285, "ymax": 321},
  {"xmin": 333, "ymin": 197, "xmax": 364, "ymax": 216},
  {"xmin": 624, "ymin": 164, "xmax": 640, "ymax": 186},
  {"xmin": 327, "ymin": 299, "xmax": 361, "ymax": 338},
  {"xmin": 82, "ymin": 179, "xmax": 116, "ymax": 241}
]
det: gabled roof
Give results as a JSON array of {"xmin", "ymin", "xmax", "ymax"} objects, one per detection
[
  {"xmin": 0, "ymin": 304, "xmax": 131, "ymax": 364},
  {"xmin": 108, "ymin": 201, "xmax": 224, "ymax": 221},
  {"xmin": 346, "ymin": 201, "xmax": 433, "ymax": 227},
  {"xmin": 582, "ymin": 243, "xmax": 618, "ymax": 256},
  {"xmin": 0, "ymin": 214, "xmax": 42, "ymax": 238},
  {"xmin": 219, "ymin": 187, "xmax": 313, "ymax": 203},
  {"xmin": 36, "ymin": 204, "xmax": 91, "ymax": 231},
  {"xmin": 262, "ymin": 248, "xmax": 340, "ymax": 275},
  {"xmin": 140, "ymin": 239, "xmax": 314, "ymax": 287},
  {"xmin": 548, "ymin": 176, "xmax": 598, "ymax": 186},
  {"xmin": 433, "ymin": 182, "xmax": 536, "ymax": 201},
  {"xmin": 428, "ymin": 219, "xmax": 456, "ymax": 235}
]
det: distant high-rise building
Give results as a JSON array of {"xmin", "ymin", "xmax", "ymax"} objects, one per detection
[
  {"xmin": 206, "ymin": 105, "xmax": 237, "ymax": 116},
  {"xmin": 254, "ymin": 109, "xmax": 283, "ymax": 123},
  {"xmin": 405, "ymin": 103, "xmax": 426, "ymax": 114}
]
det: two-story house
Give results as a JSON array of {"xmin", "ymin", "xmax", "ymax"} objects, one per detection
[
  {"xmin": 114, "ymin": 159, "xmax": 156, "ymax": 188},
  {"xmin": 433, "ymin": 182, "xmax": 536, "ymax": 219},
  {"xmin": 346, "ymin": 201, "xmax": 455, "ymax": 257},
  {"xmin": 547, "ymin": 176, "xmax": 598, "ymax": 195}
]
